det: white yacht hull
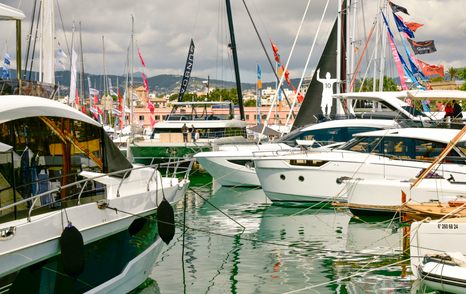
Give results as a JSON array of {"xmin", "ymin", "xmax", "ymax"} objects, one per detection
[
  {"xmin": 255, "ymin": 151, "xmax": 466, "ymax": 204},
  {"xmin": 411, "ymin": 218, "xmax": 466, "ymax": 293},
  {"xmin": 0, "ymin": 171, "xmax": 189, "ymax": 292},
  {"xmin": 195, "ymin": 143, "xmax": 290, "ymax": 187}
]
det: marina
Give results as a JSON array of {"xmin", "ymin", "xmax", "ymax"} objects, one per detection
[{"xmin": 1, "ymin": 0, "xmax": 466, "ymax": 292}]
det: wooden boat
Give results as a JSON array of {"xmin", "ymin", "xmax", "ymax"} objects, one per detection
[{"xmin": 403, "ymin": 200, "xmax": 466, "ymax": 221}]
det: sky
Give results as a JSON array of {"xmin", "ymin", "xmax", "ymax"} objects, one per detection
[{"xmin": 1, "ymin": 0, "xmax": 466, "ymax": 83}]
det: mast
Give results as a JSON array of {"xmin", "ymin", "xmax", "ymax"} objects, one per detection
[
  {"xmin": 130, "ymin": 15, "xmax": 134, "ymax": 140},
  {"xmin": 79, "ymin": 22, "xmax": 85, "ymax": 108},
  {"xmin": 225, "ymin": 0, "xmax": 244, "ymax": 120}
]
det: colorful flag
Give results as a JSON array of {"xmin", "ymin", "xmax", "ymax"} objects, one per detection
[
  {"xmin": 407, "ymin": 39, "xmax": 437, "ymax": 55},
  {"xmin": 141, "ymin": 72, "xmax": 149, "ymax": 92},
  {"xmin": 137, "ymin": 48, "xmax": 146, "ymax": 67},
  {"xmin": 393, "ymin": 13, "xmax": 414, "ymax": 38},
  {"xmin": 292, "ymin": 86, "xmax": 304, "ymax": 103},
  {"xmin": 389, "ymin": 1, "xmax": 409, "ymax": 15},
  {"xmin": 405, "ymin": 22, "xmax": 423, "ymax": 32},
  {"xmin": 150, "ymin": 115, "xmax": 156, "ymax": 127},
  {"xmin": 94, "ymin": 94, "xmax": 98, "ymax": 105},
  {"xmin": 382, "ymin": 13, "xmax": 408, "ymax": 90},
  {"xmin": 257, "ymin": 64, "xmax": 262, "ymax": 89},
  {"xmin": 147, "ymin": 100, "xmax": 155, "ymax": 114},
  {"xmin": 2, "ymin": 52, "xmax": 10, "ymax": 79},
  {"xmin": 271, "ymin": 41, "xmax": 280, "ymax": 62},
  {"xmin": 417, "ymin": 59, "xmax": 445, "ymax": 77}
]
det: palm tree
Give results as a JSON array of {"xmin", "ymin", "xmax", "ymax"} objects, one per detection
[{"xmin": 448, "ymin": 67, "xmax": 458, "ymax": 81}]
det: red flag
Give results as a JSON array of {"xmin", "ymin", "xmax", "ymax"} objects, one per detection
[
  {"xmin": 81, "ymin": 105, "xmax": 86, "ymax": 113},
  {"xmin": 405, "ymin": 22, "xmax": 423, "ymax": 32},
  {"xmin": 292, "ymin": 86, "xmax": 304, "ymax": 103},
  {"xmin": 141, "ymin": 72, "xmax": 149, "ymax": 92},
  {"xmin": 271, "ymin": 41, "xmax": 280, "ymax": 62},
  {"xmin": 284, "ymin": 69, "xmax": 291, "ymax": 85},
  {"xmin": 137, "ymin": 48, "xmax": 146, "ymax": 67},
  {"xmin": 97, "ymin": 106, "xmax": 103, "ymax": 114},
  {"xmin": 417, "ymin": 59, "xmax": 445, "ymax": 77},
  {"xmin": 150, "ymin": 115, "xmax": 156, "ymax": 127},
  {"xmin": 118, "ymin": 88, "xmax": 123, "ymax": 112},
  {"xmin": 147, "ymin": 100, "xmax": 155, "ymax": 114},
  {"xmin": 93, "ymin": 94, "xmax": 98, "ymax": 105}
]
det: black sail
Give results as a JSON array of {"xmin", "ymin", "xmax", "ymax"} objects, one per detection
[{"xmin": 292, "ymin": 9, "xmax": 346, "ymax": 130}]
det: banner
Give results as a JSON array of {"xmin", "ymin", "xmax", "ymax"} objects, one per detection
[
  {"xmin": 417, "ymin": 59, "xmax": 445, "ymax": 77},
  {"xmin": 177, "ymin": 39, "xmax": 195, "ymax": 102},
  {"xmin": 407, "ymin": 39, "xmax": 437, "ymax": 55},
  {"xmin": 389, "ymin": 1, "xmax": 409, "ymax": 15},
  {"xmin": 393, "ymin": 13, "xmax": 414, "ymax": 38},
  {"xmin": 382, "ymin": 13, "xmax": 408, "ymax": 90},
  {"xmin": 257, "ymin": 64, "xmax": 262, "ymax": 89},
  {"xmin": 2, "ymin": 52, "xmax": 10, "ymax": 79},
  {"xmin": 405, "ymin": 22, "xmax": 423, "ymax": 32}
]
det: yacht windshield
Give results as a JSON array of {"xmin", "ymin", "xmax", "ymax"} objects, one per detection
[{"xmin": 401, "ymin": 105, "xmax": 427, "ymax": 117}]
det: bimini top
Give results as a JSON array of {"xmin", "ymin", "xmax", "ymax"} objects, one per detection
[
  {"xmin": 0, "ymin": 3, "xmax": 25, "ymax": 20},
  {"xmin": 406, "ymin": 90, "xmax": 466, "ymax": 100},
  {"xmin": 0, "ymin": 95, "xmax": 101, "ymax": 126},
  {"xmin": 299, "ymin": 118, "xmax": 400, "ymax": 132},
  {"xmin": 353, "ymin": 128, "xmax": 466, "ymax": 144}
]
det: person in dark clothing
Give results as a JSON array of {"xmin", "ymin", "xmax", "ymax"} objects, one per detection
[
  {"xmin": 182, "ymin": 123, "xmax": 188, "ymax": 143},
  {"xmin": 453, "ymin": 100, "xmax": 463, "ymax": 119},
  {"xmin": 191, "ymin": 125, "xmax": 197, "ymax": 142}
]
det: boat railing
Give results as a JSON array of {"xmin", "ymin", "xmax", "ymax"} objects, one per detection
[
  {"xmin": 0, "ymin": 79, "xmax": 58, "ymax": 99},
  {"xmin": 0, "ymin": 158, "xmax": 194, "ymax": 223}
]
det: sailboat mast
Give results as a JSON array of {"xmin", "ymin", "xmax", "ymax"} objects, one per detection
[
  {"xmin": 130, "ymin": 15, "xmax": 134, "ymax": 139},
  {"xmin": 79, "ymin": 22, "xmax": 85, "ymax": 107},
  {"xmin": 225, "ymin": 0, "xmax": 244, "ymax": 120}
]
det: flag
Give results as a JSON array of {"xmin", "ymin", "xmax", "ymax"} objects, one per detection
[
  {"xmin": 55, "ymin": 46, "xmax": 67, "ymax": 70},
  {"xmin": 94, "ymin": 94, "xmax": 99, "ymax": 105},
  {"xmin": 417, "ymin": 59, "xmax": 445, "ymax": 77},
  {"xmin": 407, "ymin": 39, "xmax": 437, "ymax": 55},
  {"xmin": 137, "ymin": 48, "xmax": 146, "ymax": 67},
  {"xmin": 97, "ymin": 106, "xmax": 103, "ymax": 114},
  {"xmin": 271, "ymin": 41, "xmax": 280, "ymax": 62},
  {"xmin": 150, "ymin": 115, "xmax": 156, "ymax": 127},
  {"xmin": 393, "ymin": 13, "xmax": 414, "ymax": 38},
  {"xmin": 2, "ymin": 52, "xmax": 10, "ymax": 79},
  {"xmin": 141, "ymin": 72, "xmax": 149, "ymax": 92},
  {"xmin": 69, "ymin": 49, "xmax": 78, "ymax": 104},
  {"xmin": 405, "ymin": 22, "xmax": 423, "ymax": 32},
  {"xmin": 284, "ymin": 69, "xmax": 291, "ymax": 85},
  {"xmin": 257, "ymin": 64, "xmax": 262, "ymax": 89},
  {"xmin": 292, "ymin": 86, "xmax": 304, "ymax": 103},
  {"xmin": 89, "ymin": 88, "xmax": 99, "ymax": 96},
  {"xmin": 177, "ymin": 39, "xmax": 195, "ymax": 102},
  {"xmin": 277, "ymin": 58, "xmax": 283, "ymax": 78},
  {"xmin": 147, "ymin": 100, "xmax": 155, "ymax": 114},
  {"xmin": 389, "ymin": 1, "xmax": 409, "ymax": 15}
]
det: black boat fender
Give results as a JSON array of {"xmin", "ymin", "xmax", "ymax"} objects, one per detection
[
  {"xmin": 157, "ymin": 197, "xmax": 175, "ymax": 245},
  {"xmin": 59, "ymin": 224, "xmax": 85, "ymax": 278}
]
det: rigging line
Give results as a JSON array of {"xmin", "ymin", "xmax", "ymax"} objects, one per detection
[
  {"xmin": 241, "ymin": 0, "xmax": 295, "ymax": 116},
  {"xmin": 282, "ymin": 258, "xmax": 409, "ymax": 294},
  {"xmin": 29, "ymin": 0, "xmax": 42, "ymax": 80},
  {"xmin": 283, "ymin": 0, "xmax": 331, "ymax": 131},
  {"xmin": 55, "ymin": 0, "xmax": 70, "ymax": 56},
  {"xmin": 349, "ymin": 18, "xmax": 377, "ymax": 92},
  {"xmin": 189, "ymin": 187, "xmax": 245, "ymax": 231},
  {"xmin": 24, "ymin": 0, "xmax": 38, "ymax": 78},
  {"xmin": 182, "ymin": 181, "xmax": 187, "ymax": 294}
]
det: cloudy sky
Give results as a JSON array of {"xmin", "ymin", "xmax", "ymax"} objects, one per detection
[{"xmin": 1, "ymin": 0, "xmax": 465, "ymax": 83}]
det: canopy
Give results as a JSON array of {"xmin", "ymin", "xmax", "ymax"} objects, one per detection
[
  {"xmin": 248, "ymin": 124, "xmax": 281, "ymax": 137},
  {"xmin": 0, "ymin": 4, "xmax": 25, "ymax": 21}
]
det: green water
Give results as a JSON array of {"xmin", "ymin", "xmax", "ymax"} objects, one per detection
[{"xmin": 142, "ymin": 172, "xmax": 419, "ymax": 293}]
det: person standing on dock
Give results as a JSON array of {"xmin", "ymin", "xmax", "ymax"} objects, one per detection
[
  {"xmin": 182, "ymin": 123, "xmax": 189, "ymax": 143},
  {"xmin": 191, "ymin": 125, "xmax": 197, "ymax": 143}
]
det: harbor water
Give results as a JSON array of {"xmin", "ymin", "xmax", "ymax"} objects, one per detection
[{"xmin": 137, "ymin": 172, "xmax": 419, "ymax": 293}]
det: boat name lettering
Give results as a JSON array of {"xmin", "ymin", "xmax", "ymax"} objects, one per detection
[{"xmin": 437, "ymin": 223, "xmax": 459, "ymax": 230}]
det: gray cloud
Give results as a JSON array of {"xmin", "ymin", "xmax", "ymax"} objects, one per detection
[{"xmin": 0, "ymin": 0, "xmax": 464, "ymax": 83}]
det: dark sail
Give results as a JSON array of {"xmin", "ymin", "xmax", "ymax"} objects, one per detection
[
  {"xmin": 292, "ymin": 16, "xmax": 342, "ymax": 130},
  {"xmin": 177, "ymin": 39, "xmax": 195, "ymax": 102}
]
